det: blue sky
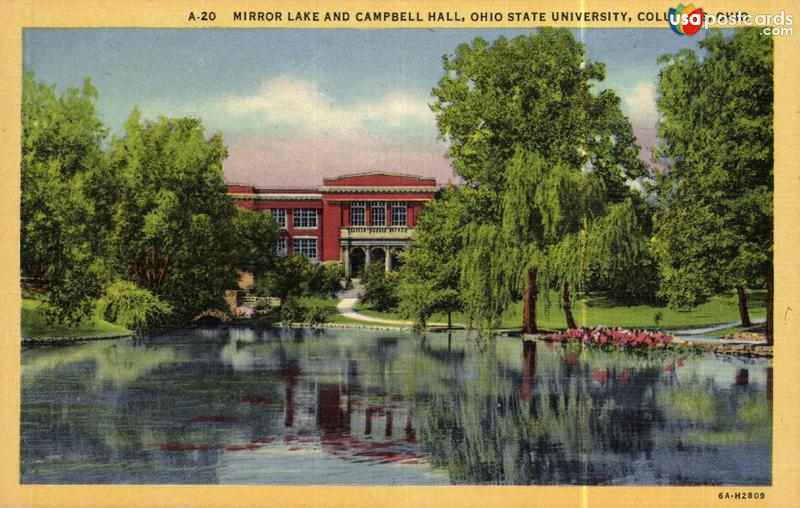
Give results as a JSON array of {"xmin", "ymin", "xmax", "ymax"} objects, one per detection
[{"xmin": 23, "ymin": 29, "xmax": 710, "ymax": 186}]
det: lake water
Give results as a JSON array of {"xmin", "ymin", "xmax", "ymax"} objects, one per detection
[{"xmin": 21, "ymin": 326, "xmax": 772, "ymax": 485}]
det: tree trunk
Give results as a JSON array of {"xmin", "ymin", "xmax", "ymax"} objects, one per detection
[
  {"xmin": 562, "ymin": 281, "xmax": 577, "ymax": 330},
  {"xmin": 767, "ymin": 272, "xmax": 774, "ymax": 345},
  {"xmin": 447, "ymin": 311, "xmax": 452, "ymax": 331},
  {"xmin": 522, "ymin": 267, "xmax": 538, "ymax": 334},
  {"xmin": 736, "ymin": 285, "xmax": 752, "ymax": 327}
]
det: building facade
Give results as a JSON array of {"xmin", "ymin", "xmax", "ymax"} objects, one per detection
[{"xmin": 228, "ymin": 172, "xmax": 437, "ymax": 276}]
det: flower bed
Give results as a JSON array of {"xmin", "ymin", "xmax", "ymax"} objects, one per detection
[{"xmin": 555, "ymin": 327, "xmax": 675, "ymax": 351}]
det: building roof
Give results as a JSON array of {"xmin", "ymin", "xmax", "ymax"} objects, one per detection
[{"xmin": 227, "ymin": 172, "xmax": 439, "ymax": 194}]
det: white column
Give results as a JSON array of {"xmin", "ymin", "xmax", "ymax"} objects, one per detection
[
  {"xmin": 365, "ymin": 246, "xmax": 371, "ymax": 267},
  {"xmin": 343, "ymin": 247, "xmax": 350, "ymax": 277},
  {"xmin": 385, "ymin": 249, "xmax": 391, "ymax": 272}
]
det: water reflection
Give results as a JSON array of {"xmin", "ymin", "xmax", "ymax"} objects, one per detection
[{"xmin": 21, "ymin": 327, "xmax": 771, "ymax": 485}]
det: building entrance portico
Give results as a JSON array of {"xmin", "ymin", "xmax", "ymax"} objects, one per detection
[{"xmin": 343, "ymin": 243, "xmax": 406, "ymax": 277}]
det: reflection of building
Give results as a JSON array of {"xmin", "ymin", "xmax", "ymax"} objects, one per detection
[{"xmin": 228, "ymin": 173, "xmax": 437, "ymax": 276}]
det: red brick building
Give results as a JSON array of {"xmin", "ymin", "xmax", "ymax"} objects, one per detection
[{"xmin": 228, "ymin": 172, "xmax": 438, "ymax": 276}]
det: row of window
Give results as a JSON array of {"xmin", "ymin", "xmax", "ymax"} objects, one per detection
[
  {"xmin": 269, "ymin": 203, "xmax": 409, "ymax": 229},
  {"xmin": 274, "ymin": 237, "xmax": 317, "ymax": 260},
  {"xmin": 268, "ymin": 209, "xmax": 317, "ymax": 230},
  {"xmin": 350, "ymin": 201, "xmax": 407, "ymax": 227}
]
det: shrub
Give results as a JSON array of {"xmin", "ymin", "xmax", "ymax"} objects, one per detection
[
  {"xmin": 279, "ymin": 296, "xmax": 308, "ymax": 325},
  {"xmin": 254, "ymin": 256, "xmax": 344, "ymax": 299},
  {"xmin": 98, "ymin": 280, "xmax": 173, "ymax": 333},
  {"xmin": 253, "ymin": 307, "xmax": 281, "ymax": 327},
  {"xmin": 360, "ymin": 263, "xmax": 400, "ymax": 311},
  {"xmin": 254, "ymin": 255, "xmax": 314, "ymax": 299},
  {"xmin": 308, "ymin": 263, "xmax": 344, "ymax": 296},
  {"xmin": 305, "ymin": 304, "xmax": 333, "ymax": 326}
]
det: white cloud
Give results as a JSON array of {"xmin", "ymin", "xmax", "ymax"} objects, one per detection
[
  {"xmin": 218, "ymin": 75, "xmax": 433, "ymax": 136},
  {"xmin": 624, "ymin": 82, "xmax": 658, "ymax": 125}
]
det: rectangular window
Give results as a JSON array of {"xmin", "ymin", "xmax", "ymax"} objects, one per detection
[
  {"xmin": 391, "ymin": 202, "xmax": 407, "ymax": 226},
  {"xmin": 270, "ymin": 209, "xmax": 287, "ymax": 229},
  {"xmin": 351, "ymin": 201, "xmax": 366, "ymax": 226},
  {"xmin": 293, "ymin": 238, "xmax": 317, "ymax": 260},
  {"xmin": 293, "ymin": 208, "xmax": 317, "ymax": 229},
  {"xmin": 275, "ymin": 237, "xmax": 288, "ymax": 257},
  {"xmin": 371, "ymin": 201, "xmax": 386, "ymax": 226}
]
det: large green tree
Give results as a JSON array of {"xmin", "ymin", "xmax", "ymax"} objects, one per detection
[
  {"xmin": 430, "ymin": 29, "xmax": 646, "ymax": 332},
  {"xmin": 653, "ymin": 29, "xmax": 773, "ymax": 341},
  {"xmin": 21, "ymin": 72, "xmax": 109, "ymax": 323},
  {"xmin": 98, "ymin": 109, "xmax": 266, "ymax": 320}
]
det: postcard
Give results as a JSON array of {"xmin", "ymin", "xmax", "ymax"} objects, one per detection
[{"xmin": 2, "ymin": 0, "xmax": 798, "ymax": 506}]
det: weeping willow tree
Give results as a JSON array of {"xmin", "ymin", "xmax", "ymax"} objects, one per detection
[
  {"xmin": 502, "ymin": 151, "xmax": 603, "ymax": 331},
  {"xmin": 459, "ymin": 149, "xmax": 650, "ymax": 333},
  {"xmin": 425, "ymin": 29, "xmax": 648, "ymax": 335}
]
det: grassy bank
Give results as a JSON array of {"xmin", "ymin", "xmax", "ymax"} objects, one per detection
[
  {"xmin": 356, "ymin": 290, "xmax": 767, "ymax": 330},
  {"xmin": 22, "ymin": 298, "xmax": 131, "ymax": 339}
]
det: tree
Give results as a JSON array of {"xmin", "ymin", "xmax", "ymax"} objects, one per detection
[
  {"xmin": 431, "ymin": 29, "xmax": 645, "ymax": 332},
  {"xmin": 99, "ymin": 110, "xmax": 240, "ymax": 320},
  {"xmin": 231, "ymin": 206, "xmax": 280, "ymax": 279},
  {"xmin": 398, "ymin": 186, "xmax": 468, "ymax": 329},
  {"xmin": 653, "ymin": 29, "xmax": 773, "ymax": 341},
  {"xmin": 21, "ymin": 71, "xmax": 109, "ymax": 323}
]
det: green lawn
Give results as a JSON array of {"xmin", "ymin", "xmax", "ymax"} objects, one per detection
[
  {"xmin": 22, "ymin": 298, "xmax": 131, "ymax": 339},
  {"xmin": 356, "ymin": 290, "xmax": 766, "ymax": 331}
]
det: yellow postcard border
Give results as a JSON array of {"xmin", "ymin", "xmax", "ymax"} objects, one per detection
[{"xmin": 1, "ymin": 1, "xmax": 798, "ymax": 507}]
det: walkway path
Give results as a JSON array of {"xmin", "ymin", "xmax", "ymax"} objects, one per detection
[
  {"xmin": 335, "ymin": 280, "xmax": 414, "ymax": 326},
  {"xmin": 335, "ymin": 282, "xmax": 767, "ymax": 343},
  {"xmin": 671, "ymin": 318, "xmax": 766, "ymax": 344},
  {"xmin": 335, "ymin": 280, "xmax": 457, "ymax": 328}
]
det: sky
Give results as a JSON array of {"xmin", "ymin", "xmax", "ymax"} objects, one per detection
[{"xmin": 23, "ymin": 28, "xmax": 711, "ymax": 187}]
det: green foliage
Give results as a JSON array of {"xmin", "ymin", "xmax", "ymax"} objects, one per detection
[
  {"xmin": 585, "ymin": 199, "xmax": 660, "ymax": 304},
  {"xmin": 432, "ymin": 29, "xmax": 645, "ymax": 193},
  {"xmin": 99, "ymin": 110, "xmax": 238, "ymax": 320},
  {"xmin": 254, "ymin": 255, "xmax": 339, "ymax": 299},
  {"xmin": 398, "ymin": 187, "xmax": 467, "ymax": 327},
  {"xmin": 305, "ymin": 304, "xmax": 334, "ymax": 326},
  {"xmin": 21, "ymin": 71, "xmax": 109, "ymax": 324},
  {"xmin": 459, "ymin": 223, "xmax": 515, "ymax": 330},
  {"xmin": 360, "ymin": 263, "xmax": 400, "ymax": 311},
  {"xmin": 309, "ymin": 263, "xmax": 344, "ymax": 296},
  {"xmin": 653, "ymin": 29, "xmax": 773, "ymax": 309},
  {"xmin": 279, "ymin": 296, "xmax": 308, "ymax": 325},
  {"xmin": 98, "ymin": 280, "xmax": 173, "ymax": 333},
  {"xmin": 418, "ymin": 30, "xmax": 651, "ymax": 333},
  {"xmin": 21, "ymin": 72, "xmax": 282, "ymax": 328},
  {"xmin": 654, "ymin": 311, "xmax": 664, "ymax": 328},
  {"xmin": 230, "ymin": 206, "xmax": 280, "ymax": 278},
  {"xmin": 252, "ymin": 307, "xmax": 281, "ymax": 327},
  {"xmin": 22, "ymin": 297, "xmax": 130, "ymax": 339}
]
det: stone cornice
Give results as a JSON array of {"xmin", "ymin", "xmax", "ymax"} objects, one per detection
[
  {"xmin": 230, "ymin": 193, "xmax": 323, "ymax": 201},
  {"xmin": 319, "ymin": 186, "xmax": 437, "ymax": 193}
]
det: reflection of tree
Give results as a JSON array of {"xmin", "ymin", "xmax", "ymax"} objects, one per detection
[
  {"xmin": 412, "ymin": 342, "xmax": 667, "ymax": 484},
  {"xmin": 23, "ymin": 338, "xmax": 178, "ymax": 389}
]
